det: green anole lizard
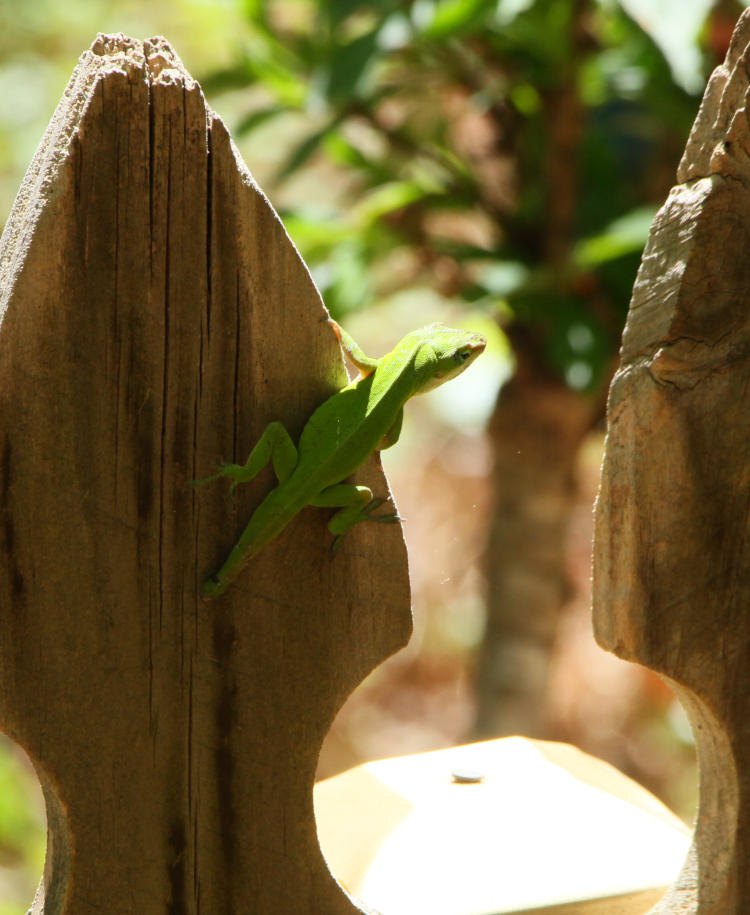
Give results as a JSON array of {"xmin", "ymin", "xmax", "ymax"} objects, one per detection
[{"xmin": 196, "ymin": 320, "xmax": 486, "ymax": 599}]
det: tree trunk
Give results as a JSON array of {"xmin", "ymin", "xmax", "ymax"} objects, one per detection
[
  {"xmin": 475, "ymin": 329, "xmax": 598, "ymax": 737},
  {"xmin": 474, "ymin": 0, "xmax": 603, "ymax": 738}
]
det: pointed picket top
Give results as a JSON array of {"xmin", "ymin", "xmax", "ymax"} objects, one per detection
[
  {"xmin": 594, "ymin": 9, "xmax": 750, "ymax": 912},
  {"xmin": 0, "ymin": 33, "xmax": 410, "ymax": 914}
]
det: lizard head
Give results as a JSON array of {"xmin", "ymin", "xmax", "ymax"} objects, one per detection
[{"xmin": 412, "ymin": 323, "xmax": 487, "ymax": 393}]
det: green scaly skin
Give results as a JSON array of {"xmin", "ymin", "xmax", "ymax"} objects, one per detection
[{"xmin": 196, "ymin": 320, "xmax": 486, "ymax": 599}]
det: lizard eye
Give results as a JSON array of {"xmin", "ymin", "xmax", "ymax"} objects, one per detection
[{"xmin": 456, "ymin": 349, "xmax": 471, "ymax": 363}]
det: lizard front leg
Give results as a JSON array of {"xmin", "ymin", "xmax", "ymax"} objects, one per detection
[
  {"xmin": 329, "ymin": 320, "xmax": 379, "ymax": 376},
  {"xmin": 309, "ymin": 483, "xmax": 400, "ymax": 550},
  {"xmin": 194, "ymin": 421, "xmax": 298, "ymax": 493}
]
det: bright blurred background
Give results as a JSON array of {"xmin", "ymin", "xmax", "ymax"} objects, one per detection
[{"xmin": 0, "ymin": 0, "xmax": 744, "ymax": 910}]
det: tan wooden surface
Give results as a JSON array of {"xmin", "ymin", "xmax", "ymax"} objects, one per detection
[
  {"xmin": 315, "ymin": 737, "xmax": 690, "ymax": 915},
  {"xmin": 0, "ymin": 34, "xmax": 410, "ymax": 914},
  {"xmin": 593, "ymin": 9, "xmax": 750, "ymax": 913}
]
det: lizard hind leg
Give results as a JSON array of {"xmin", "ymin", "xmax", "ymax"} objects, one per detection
[
  {"xmin": 195, "ymin": 421, "xmax": 298, "ymax": 494},
  {"xmin": 309, "ymin": 483, "xmax": 401, "ymax": 550}
]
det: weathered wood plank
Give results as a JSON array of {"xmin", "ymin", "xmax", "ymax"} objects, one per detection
[
  {"xmin": 593, "ymin": 9, "xmax": 750, "ymax": 913},
  {"xmin": 0, "ymin": 33, "xmax": 410, "ymax": 914}
]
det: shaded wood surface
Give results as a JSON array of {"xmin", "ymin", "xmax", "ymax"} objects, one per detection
[
  {"xmin": 594, "ymin": 9, "xmax": 750, "ymax": 913},
  {"xmin": 0, "ymin": 34, "xmax": 411, "ymax": 914}
]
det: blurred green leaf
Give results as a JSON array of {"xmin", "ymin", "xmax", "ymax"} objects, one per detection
[
  {"xmin": 354, "ymin": 180, "xmax": 440, "ymax": 225},
  {"xmin": 275, "ymin": 116, "xmax": 344, "ymax": 181},
  {"xmin": 212, "ymin": 35, "xmax": 307, "ymax": 108},
  {"xmin": 323, "ymin": 0, "xmax": 393, "ymax": 28},
  {"xmin": 281, "ymin": 207, "xmax": 352, "ymax": 251},
  {"xmin": 313, "ymin": 240, "xmax": 374, "ymax": 316},
  {"xmin": 322, "ymin": 130, "xmax": 390, "ymax": 178},
  {"xmin": 574, "ymin": 206, "xmax": 657, "ymax": 267},
  {"xmin": 322, "ymin": 26, "xmax": 381, "ymax": 101},
  {"xmin": 419, "ymin": 0, "xmax": 496, "ymax": 39},
  {"xmin": 235, "ymin": 104, "xmax": 294, "ymax": 136}
]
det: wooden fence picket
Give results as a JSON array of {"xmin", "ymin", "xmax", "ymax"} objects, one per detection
[
  {"xmin": 0, "ymin": 33, "xmax": 410, "ymax": 914},
  {"xmin": 594, "ymin": 8, "xmax": 750, "ymax": 913}
]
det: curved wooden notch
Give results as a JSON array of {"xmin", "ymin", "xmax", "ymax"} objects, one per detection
[
  {"xmin": 593, "ymin": 10, "xmax": 750, "ymax": 913},
  {"xmin": 0, "ymin": 33, "xmax": 411, "ymax": 914}
]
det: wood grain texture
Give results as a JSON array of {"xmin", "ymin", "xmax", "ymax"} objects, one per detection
[
  {"xmin": 0, "ymin": 34, "xmax": 411, "ymax": 914},
  {"xmin": 593, "ymin": 9, "xmax": 750, "ymax": 913}
]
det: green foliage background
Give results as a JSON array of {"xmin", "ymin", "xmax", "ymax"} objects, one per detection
[{"xmin": 201, "ymin": 0, "xmax": 704, "ymax": 395}]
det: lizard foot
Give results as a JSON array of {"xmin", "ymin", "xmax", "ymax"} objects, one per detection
[
  {"xmin": 191, "ymin": 463, "xmax": 253, "ymax": 496},
  {"xmin": 330, "ymin": 499, "xmax": 402, "ymax": 551}
]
